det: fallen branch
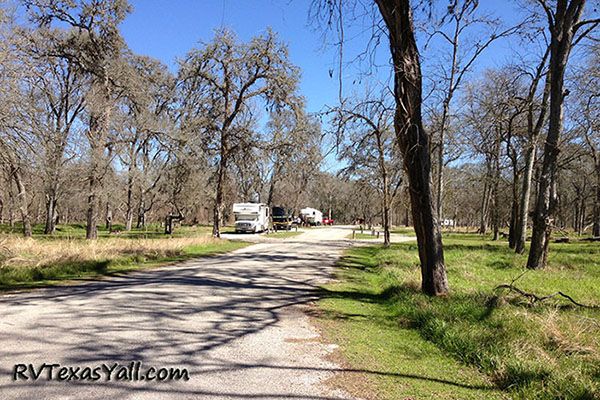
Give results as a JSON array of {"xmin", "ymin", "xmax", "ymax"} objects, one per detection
[{"xmin": 494, "ymin": 272, "xmax": 598, "ymax": 309}]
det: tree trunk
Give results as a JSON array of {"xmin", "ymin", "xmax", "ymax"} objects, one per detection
[
  {"xmin": 44, "ymin": 193, "xmax": 58, "ymax": 234},
  {"xmin": 436, "ymin": 99, "xmax": 451, "ymax": 221},
  {"xmin": 492, "ymin": 135, "xmax": 501, "ymax": 241},
  {"xmin": 12, "ymin": 167, "xmax": 32, "ymax": 238},
  {"xmin": 594, "ymin": 161, "xmax": 600, "ymax": 237},
  {"xmin": 125, "ymin": 166, "xmax": 134, "ymax": 231},
  {"xmin": 515, "ymin": 46, "xmax": 551, "ymax": 253},
  {"xmin": 86, "ymin": 141, "xmax": 100, "ymax": 240},
  {"xmin": 479, "ymin": 171, "xmax": 490, "ymax": 235},
  {"xmin": 136, "ymin": 190, "xmax": 146, "ymax": 229},
  {"xmin": 515, "ymin": 145, "xmax": 536, "ymax": 253},
  {"xmin": 375, "ymin": 130, "xmax": 391, "ymax": 247},
  {"xmin": 267, "ymin": 157, "xmax": 281, "ymax": 206},
  {"xmin": 527, "ymin": 0, "xmax": 584, "ymax": 269},
  {"xmin": 105, "ymin": 202, "xmax": 113, "ymax": 232},
  {"xmin": 212, "ymin": 151, "xmax": 227, "ymax": 238},
  {"xmin": 376, "ymin": 0, "xmax": 448, "ymax": 296},
  {"xmin": 508, "ymin": 168, "xmax": 519, "ymax": 248}
]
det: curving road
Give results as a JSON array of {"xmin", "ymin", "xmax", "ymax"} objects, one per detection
[{"xmin": 0, "ymin": 226, "xmax": 369, "ymax": 400}]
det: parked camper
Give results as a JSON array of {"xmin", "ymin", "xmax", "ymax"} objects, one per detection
[
  {"xmin": 272, "ymin": 206, "xmax": 294, "ymax": 230},
  {"xmin": 300, "ymin": 207, "xmax": 323, "ymax": 226},
  {"xmin": 232, "ymin": 203, "xmax": 270, "ymax": 233}
]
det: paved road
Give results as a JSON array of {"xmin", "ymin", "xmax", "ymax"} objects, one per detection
[{"xmin": 0, "ymin": 226, "xmax": 368, "ymax": 400}]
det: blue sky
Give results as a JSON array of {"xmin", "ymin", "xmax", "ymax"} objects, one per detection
[
  {"xmin": 119, "ymin": 1, "xmax": 533, "ymax": 171},
  {"xmin": 120, "ymin": 0, "xmax": 345, "ymax": 114},
  {"xmin": 120, "ymin": 1, "xmax": 530, "ymax": 114}
]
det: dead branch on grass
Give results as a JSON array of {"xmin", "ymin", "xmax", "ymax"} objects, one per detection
[{"xmin": 494, "ymin": 271, "xmax": 599, "ymax": 309}]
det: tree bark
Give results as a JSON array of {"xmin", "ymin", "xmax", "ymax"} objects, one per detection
[
  {"xmin": 137, "ymin": 195, "xmax": 146, "ymax": 229},
  {"xmin": 44, "ymin": 193, "xmax": 58, "ymax": 234},
  {"xmin": 491, "ymin": 131, "xmax": 501, "ymax": 241},
  {"xmin": 375, "ymin": 128, "xmax": 391, "ymax": 247},
  {"xmin": 125, "ymin": 161, "xmax": 135, "ymax": 231},
  {"xmin": 12, "ymin": 167, "xmax": 32, "ymax": 238},
  {"xmin": 212, "ymin": 149, "xmax": 228, "ymax": 238},
  {"xmin": 515, "ymin": 144, "xmax": 536, "ymax": 253},
  {"xmin": 515, "ymin": 53, "xmax": 551, "ymax": 253},
  {"xmin": 479, "ymin": 163, "xmax": 491, "ymax": 235},
  {"xmin": 86, "ymin": 138, "xmax": 101, "ymax": 240},
  {"xmin": 105, "ymin": 202, "xmax": 113, "ymax": 232},
  {"xmin": 508, "ymin": 167, "xmax": 519, "ymax": 248},
  {"xmin": 527, "ymin": 0, "xmax": 585, "ymax": 269},
  {"xmin": 375, "ymin": 0, "xmax": 448, "ymax": 296},
  {"xmin": 594, "ymin": 161, "xmax": 600, "ymax": 237}
]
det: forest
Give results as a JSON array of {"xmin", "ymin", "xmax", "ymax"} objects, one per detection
[
  {"xmin": 0, "ymin": 1, "xmax": 598, "ymax": 248},
  {"xmin": 0, "ymin": 1, "xmax": 599, "ymax": 399}
]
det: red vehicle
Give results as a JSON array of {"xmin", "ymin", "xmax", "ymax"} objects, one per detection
[{"xmin": 322, "ymin": 217, "xmax": 335, "ymax": 226}]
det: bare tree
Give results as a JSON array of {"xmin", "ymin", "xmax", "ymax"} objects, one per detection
[
  {"xmin": 513, "ymin": 47, "xmax": 551, "ymax": 254},
  {"xmin": 527, "ymin": 0, "xmax": 598, "ymax": 269},
  {"xmin": 24, "ymin": 0, "xmax": 132, "ymax": 239},
  {"xmin": 117, "ymin": 54, "xmax": 174, "ymax": 231},
  {"xmin": 0, "ymin": 9, "xmax": 34, "ymax": 237},
  {"xmin": 572, "ymin": 45, "xmax": 600, "ymax": 236},
  {"xmin": 17, "ymin": 27, "xmax": 86, "ymax": 234},
  {"xmin": 332, "ymin": 88, "xmax": 398, "ymax": 246},
  {"xmin": 374, "ymin": 0, "xmax": 449, "ymax": 295},
  {"xmin": 426, "ymin": 0, "xmax": 525, "ymax": 221},
  {"xmin": 178, "ymin": 29, "xmax": 300, "ymax": 237}
]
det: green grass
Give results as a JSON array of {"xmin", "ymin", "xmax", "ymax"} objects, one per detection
[
  {"xmin": 0, "ymin": 235, "xmax": 248, "ymax": 291},
  {"xmin": 350, "ymin": 232, "xmax": 383, "ymax": 240},
  {"xmin": 0, "ymin": 222, "xmax": 213, "ymax": 239},
  {"xmin": 268, "ymin": 230, "xmax": 302, "ymax": 238},
  {"xmin": 390, "ymin": 226, "xmax": 417, "ymax": 235},
  {"xmin": 316, "ymin": 234, "xmax": 600, "ymax": 400}
]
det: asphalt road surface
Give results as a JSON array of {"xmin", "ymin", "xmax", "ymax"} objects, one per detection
[{"xmin": 0, "ymin": 226, "xmax": 380, "ymax": 400}]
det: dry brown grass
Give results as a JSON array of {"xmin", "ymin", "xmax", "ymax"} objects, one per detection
[
  {"xmin": 0, "ymin": 235, "xmax": 218, "ymax": 269},
  {"xmin": 542, "ymin": 310, "xmax": 599, "ymax": 357}
]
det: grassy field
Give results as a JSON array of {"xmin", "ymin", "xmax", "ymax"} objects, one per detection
[
  {"xmin": 0, "ymin": 223, "xmax": 248, "ymax": 290},
  {"xmin": 316, "ymin": 233, "xmax": 599, "ymax": 400},
  {"xmin": 0, "ymin": 222, "xmax": 214, "ymax": 239},
  {"xmin": 268, "ymin": 230, "xmax": 303, "ymax": 238}
]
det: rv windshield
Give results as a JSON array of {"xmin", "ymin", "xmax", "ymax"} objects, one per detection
[{"xmin": 235, "ymin": 214, "xmax": 257, "ymax": 222}]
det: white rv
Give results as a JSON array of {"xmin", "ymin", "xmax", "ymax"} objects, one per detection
[
  {"xmin": 300, "ymin": 207, "xmax": 323, "ymax": 226},
  {"xmin": 232, "ymin": 203, "xmax": 270, "ymax": 233}
]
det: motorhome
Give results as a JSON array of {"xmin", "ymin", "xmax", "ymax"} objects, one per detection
[
  {"xmin": 300, "ymin": 207, "xmax": 323, "ymax": 226},
  {"xmin": 232, "ymin": 203, "xmax": 270, "ymax": 233},
  {"xmin": 272, "ymin": 206, "xmax": 294, "ymax": 230}
]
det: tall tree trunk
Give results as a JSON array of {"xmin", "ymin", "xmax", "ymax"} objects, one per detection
[
  {"xmin": 125, "ymin": 182, "xmax": 134, "ymax": 232},
  {"xmin": 436, "ymin": 99, "xmax": 450, "ymax": 221},
  {"xmin": 105, "ymin": 202, "xmax": 113, "ymax": 232},
  {"xmin": 267, "ymin": 158, "xmax": 280, "ymax": 206},
  {"xmin": 44, "ymin": 193, "xmax": 57, "ymax": 234},
  {"xmin": 479, "ymin": 166, "xmax": 490, "ymax": 235},
  {"xmin": 375, "ymin": 130, "xmax": 391, "ymax": 247},
  {"xmin": 376, "ymin": 0, "xmax": 448, "ymax": 296},
  {"xmin": 136, "ymin": 188, "xmax": 146, "ymax": 229},
  {"xmin": 8, "ymin": 182, "xmax": 15, "ymax": 229},
  {"xmin": 491, "ymin": 134, "xmax": 501, "ymax": 241},
  {"xmin": 515, "ymin": 145, "xmax": 536, "ymax": 253},
  {"xmin": 593, "ymin": 161, "xmax": 600, "ymax": 237},
  {"xmin": 86, "ymin": 140, "xmax": 101, "ymax": 240},
  {"xmin": 212, "ymin": 151, "xmax": 227, "ymax": 237},
  {"xmin": 508, "ymin": 168, "xmax": 519, "ymax": 248},
  {"xmin": 12, "ymin": 167, "xmax": 32, "ymax": 238},
  {"xmin": 527, "ymin": 0, "xmax": 585, "ymax": 269},
  {"xmin": 515, "ymin": 47, "xmax": 551, "ymax": 253},
  {"xmin": 86, "ymin": 68, "xmax": 111, "ymax": 240}
]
